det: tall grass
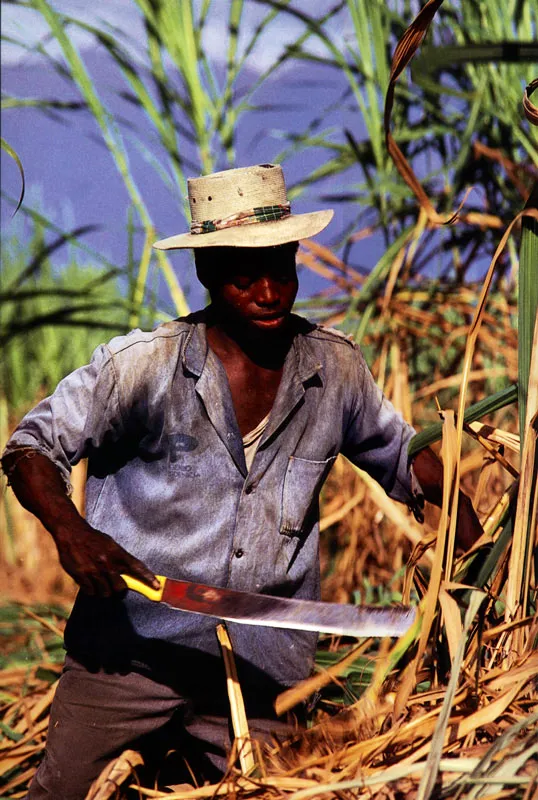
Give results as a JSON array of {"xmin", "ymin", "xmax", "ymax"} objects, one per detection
[{"xmin": 1, "ymin": 218, "xmax": 129, "ymax": 415}]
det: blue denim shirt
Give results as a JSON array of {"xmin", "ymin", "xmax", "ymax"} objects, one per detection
[{"xmin": 3, "ymin": 311, "xmax": 421, "ymax": 688}]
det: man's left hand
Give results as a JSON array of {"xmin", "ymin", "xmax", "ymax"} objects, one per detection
[
  {"xmin": 453, "ymin": 490, "xmax": 483, "ymax": 552},
  {"xmin": 412, "ymin": 447, "xmax": 483, "ymax": 551}
]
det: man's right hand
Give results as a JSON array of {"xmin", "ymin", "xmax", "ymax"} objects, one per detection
[
  {"xmin": 54, "ymin": 521, "xmax": 160, "ymax": 597},
  {"xmin": 2, "ymin": 449, "xmax": 159, "ymax": 598}
]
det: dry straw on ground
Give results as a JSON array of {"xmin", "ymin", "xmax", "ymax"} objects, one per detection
[{"xmin": 1, "ymin": 610, "xmax": 537, "ymax": 799}]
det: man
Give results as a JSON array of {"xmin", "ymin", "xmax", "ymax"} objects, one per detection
[{"xmin": 2, "ymin": 164, "xmax": 482, "ymax": 798}]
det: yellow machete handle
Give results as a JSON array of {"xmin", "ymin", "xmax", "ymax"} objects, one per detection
[{"xmin": 121, "ymin": 574, "xmax": 166, "ymax": 602}]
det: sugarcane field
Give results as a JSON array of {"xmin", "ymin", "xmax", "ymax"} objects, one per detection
[{"xmin": 1, "ymin": 1, "xmax": 537, "ymax": 798}]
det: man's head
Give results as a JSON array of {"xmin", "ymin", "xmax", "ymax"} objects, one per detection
[
  {"xmin": 195, "ymin": 243, "xmax": 299, "ymax": 335},
  {"xmin": 153, "ymin": 163, "xmax": 332, "ymax": 338}
]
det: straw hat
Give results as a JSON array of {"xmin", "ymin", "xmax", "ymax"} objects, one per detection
[{"xmin": 153, "ymin": 164, "xmax": 333, "ymax": 249}]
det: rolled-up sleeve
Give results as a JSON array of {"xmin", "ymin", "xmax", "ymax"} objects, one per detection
[
  {"xmin": 341, "ymin": 347, "xmax": 423, "ymax": 513},
  {"xmin": 2, "ymin": 344, "xmax": 123, "ymax": 492}
]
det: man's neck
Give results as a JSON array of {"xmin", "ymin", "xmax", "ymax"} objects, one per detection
[{"xmin": 205, "ymin": 306, "xmax": 293, "ymax": 371}]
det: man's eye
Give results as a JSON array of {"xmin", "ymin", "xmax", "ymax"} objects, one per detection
[
  {"xmin": 275, "ymin": 271, "xmax": 294, "ymax": 283},
  {"xmin": 233, "ymin": 276, "xmax": 253, "ymax": 289}
]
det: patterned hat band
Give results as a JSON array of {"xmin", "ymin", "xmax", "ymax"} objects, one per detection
[{"xmin": 190, "ymin": 202, "xmax": 291, "ymax": 235}]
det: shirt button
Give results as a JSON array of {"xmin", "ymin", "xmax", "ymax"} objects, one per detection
[
  {"xmin": 244, "ymin": 482, "xmax": 256, "ymax": 495},
  {"xmin": 235, "ymin": 548, "xmax": 244, "ymax": 558}
]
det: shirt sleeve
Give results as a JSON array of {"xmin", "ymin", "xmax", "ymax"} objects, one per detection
[
  {"xmin": 341, "ymin": 346, "xmax": 424, "ymax": 517},
  {"xmin": 1, "ymin": 344, "xmax": 123, "ymax": 493}
]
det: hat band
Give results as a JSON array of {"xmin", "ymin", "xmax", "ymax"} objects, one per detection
[{"xmin": 190, "ymin": 203, "xmax": 291, "ymax": 235}]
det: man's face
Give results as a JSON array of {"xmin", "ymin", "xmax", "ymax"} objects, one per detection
[{"xmin": 197, "ymin": 243, "xmax": 299, "ymax": 334}]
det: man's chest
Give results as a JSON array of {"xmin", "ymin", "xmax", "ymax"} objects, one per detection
[
  {"xmin": 226, "ymin": 363, "xmax": 283, "ymax": 436},
  {"xmin": 119, "ymin": 331, "xmax": 351, "ymax": 476}
]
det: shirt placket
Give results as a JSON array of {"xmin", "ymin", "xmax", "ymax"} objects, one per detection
[{"xmin": 225, "ymin": 348, "xmax": 320, "ymax": 591}]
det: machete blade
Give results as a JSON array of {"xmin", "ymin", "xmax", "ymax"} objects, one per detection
[{"xmin": 122, "ymin": 574, "xmax": 416, "ymax": 638}]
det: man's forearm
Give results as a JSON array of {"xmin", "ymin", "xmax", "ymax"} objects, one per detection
[
  {"xmin": 2, "ymin": 448, "xmax": 158, "ymax": 595},
  {"xmin": 412, "ymin": 447, "xmax": 444, "ymax": 507},
  {"xmin": 2, "ymin": 449, "xmax": 83, "ymax": 541}
]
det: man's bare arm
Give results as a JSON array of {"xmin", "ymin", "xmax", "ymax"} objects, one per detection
[
  {"xmin": 2, "ymin": 450, "xmax": 159, "ymax": 597},
  {"xmin": 412, "ymin": 446, "xmax": 483, "ymax": 551}
]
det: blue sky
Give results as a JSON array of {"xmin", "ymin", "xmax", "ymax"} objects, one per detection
[
  {"xmin": 2, "ymin": 0, "xmax": 353, "ymax": 68},
  {"xmin": 2, "ymin": 2, "xmax": 371, "ymax": 312}
]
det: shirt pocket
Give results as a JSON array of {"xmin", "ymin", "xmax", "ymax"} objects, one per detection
[{"xmin": 280, "ymin": 455, "xmax": 337, "ymax": 536}]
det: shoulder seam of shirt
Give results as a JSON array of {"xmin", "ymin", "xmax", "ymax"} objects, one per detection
[
  {"xmin": 104, "ymin": 323, "xmax": 190, "ymax": 358},
  {"xmin": 305, "ymin": 326, "xmax": 357, "ymax": 348}
]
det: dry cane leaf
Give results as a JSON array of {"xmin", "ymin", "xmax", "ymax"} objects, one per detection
[
  {"xmin": 320, "ymin": 487, "xmax": 364, "ymax": 531},
  {"xmin": 438, "ymin": 585, "xmax": 463, "ymax": 665},
  {"xmin": 466, "ymin": 422, "xmax": 520, "ymax": 454},
  {"xmin": 396, "ymin": 681, "xmax": 528, "ymax": 772},
  {"xmin": 394, "ymin": 410, "xmax": 457, "ymax": 718},
  {"xmin": 473, "ymin": 140, "xmax": 533, "ymax": 200},
  {"xmin": 130, "ymin": 775, "xmax": 318, "ymax": 798},
  {"xmin": 216, "ymin": 623, "xmax": 256, "ymax": 776},
  {"xmin": 0, "ymin": 765, "xmax": 38, "ymax": 794},
  {"xmin": 0, "ymin": 750, "xmax": 43, "ymax": 779},
  {"xmin": 415, "ymin": 590, "xmax": 486, "ymax": 800},
  {"xmin": 484, "ymin": 651, "xmax": 538, "ymax": 692},
  {"xmin": 13, "ymin": 683, "xmax": 57, "ymax": 735},
  {"xmin": 415, "ymin": 369, "xmax": 508, "ymax": 401},
  {"xmin": 85, "ymin": 749, "xmax": 144, "ymax": 800},
  {"xmin": 275, "ymin": 639, "xmax": 372, "ymax": 716},
  {"xmin": 458, "ymin": 678, "xmax": 530, "ymax": 741},
  {"xmin": 351, "ymin": 464, "xmax": 430, "ymax": 556},
  {"xmin": 384, "ymin": 0, "xmax": 446, "ymax": 223},
  {"xmin": 300, "ymin": 239, "xmax": 365, "ymax": 285},
  {"xmin": 505, "ymin": 407, "xmax": 538, "ymax": 656},
  {"xmin": 384, "ymin": 0, "xmax": 503, "ymax": 229},
  {"xmin": 523, "ymin": 78, "xmax": 538, "ymax": 126},
  {"xmin": 21, "ymin": 607, "xmax": 64, "ymax": 638}
]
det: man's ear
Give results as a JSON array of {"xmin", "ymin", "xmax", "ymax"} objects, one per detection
[{"xmin": 194, "ymin": 251, "xmax": 212, "ymax": 289}]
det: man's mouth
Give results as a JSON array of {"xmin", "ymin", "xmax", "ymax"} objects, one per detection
[{"xmin": 252, "ymin": 312, "xmax": 287, "ymax": 327}]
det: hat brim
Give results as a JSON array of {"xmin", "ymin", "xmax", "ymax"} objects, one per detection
[{"xmin": 153, "ymin": 209, "xmax": 334, "ymax": 250}]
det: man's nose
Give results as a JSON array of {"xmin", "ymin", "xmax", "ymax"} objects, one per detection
[{"xmin": 255, "ymin": 277, "xmax": 280, "ymax": 305}]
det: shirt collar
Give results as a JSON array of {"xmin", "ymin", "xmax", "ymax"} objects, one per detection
[
  {"xmin": 181, "ymin": 309, "xmax": 322, "ymax": 385},
  {"xmin": 181, "ymin": 311, "xmax": 209, "ymax": 377},
  {"xmin": 291, "ymin": 321, "xmax": 323, "ymax": 384}
]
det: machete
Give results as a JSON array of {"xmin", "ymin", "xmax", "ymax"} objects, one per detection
[{"xmin": 121, "ymin": 574, "xmax": 415, "ymax": 638}]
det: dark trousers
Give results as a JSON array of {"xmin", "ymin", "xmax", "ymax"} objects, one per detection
[{"xmin": 27, "ymin": 656, "xmax": 298, "ymax": 799}]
